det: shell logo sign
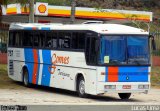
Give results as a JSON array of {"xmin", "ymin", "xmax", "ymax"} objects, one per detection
[
  {"xmin": 35, "ymin": 2, "xmax": 48, "ymax": 16},
  {"xmin": 38, "ymin": 4, "xmax": 47, "ymax": 13}
]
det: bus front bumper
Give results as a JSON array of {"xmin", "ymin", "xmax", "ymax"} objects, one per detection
[{"xmin": 97, "ymin": 82, "xmax": 150, "ymax": 94}]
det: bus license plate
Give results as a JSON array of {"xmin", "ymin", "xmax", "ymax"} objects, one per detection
[{"xmin": 122, "ymin": 85, "xmax": 131, "ymax": 89}]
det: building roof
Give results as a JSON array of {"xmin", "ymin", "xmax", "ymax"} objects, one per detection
[{"xmin": 9, "ymin": 23, "xmax": 149, "ymax": 35}]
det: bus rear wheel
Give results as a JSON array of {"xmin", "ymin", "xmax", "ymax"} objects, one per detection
[
  {"xmin": 23, "ymin": 69, "xmax": 30, "ymax": 87},
  {"xmin": 77, "ymin": 76, "xmax": 87, "ymax": 98},
  {"xmin": 118, "ymin": 93, "xmax": 131, "ymax": 100}
]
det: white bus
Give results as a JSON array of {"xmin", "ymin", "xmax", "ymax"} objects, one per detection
[{"xmin": 8, "ymin": 23, "xmax": 152, "ymax": 99}]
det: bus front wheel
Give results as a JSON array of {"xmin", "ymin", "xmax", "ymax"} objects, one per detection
[
  {"xmin": 118, "ymin": 93, "xmax": 131, "ymax": 100},
  {"xmin": 77, "ymin": 76, "xmax": 87, "ymax": 98},
  {"xmin": 23, "ymin": 69, "xmax": 30, "ymax": 87}
]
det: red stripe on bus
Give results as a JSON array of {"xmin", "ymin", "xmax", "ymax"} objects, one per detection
[
  {"xmin": 108, "ymin": 67, "xmax": 118, "ymax": 82},
  {"xmin": 32, "ymin": 49, "xmax": 38, "ymax": 84}
]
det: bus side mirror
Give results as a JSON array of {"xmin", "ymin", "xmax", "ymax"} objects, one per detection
[{"xmin": 149, "ymin": 35, "xmax": 156, "ymax": 50}]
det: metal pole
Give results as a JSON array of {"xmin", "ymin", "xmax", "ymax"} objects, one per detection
[
  {"xmin": 28, "ymin": 0, "xmax": 34, "ymax": 23},
  {"xmin": 70, "ymin": 0, "xmax": 76, "ymax": 24}
]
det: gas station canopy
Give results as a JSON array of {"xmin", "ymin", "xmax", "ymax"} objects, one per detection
[{"xmin": 1, "ymin": 2, "xmax": 152, "ymax": 22}]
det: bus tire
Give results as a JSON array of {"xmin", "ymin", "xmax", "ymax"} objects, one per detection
[
  {"xmin": 23, "ymin": 69, "xmax": 30, "ymax": 87},
  {"xmin": 118, "ymin": 93, "xmax": 131, "ymax": 100},
  {"xmin": 77, "ymin": 76, "xmax": 87, "ymax": 98}
]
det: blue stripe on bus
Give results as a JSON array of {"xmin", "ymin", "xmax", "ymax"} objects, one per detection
[
  {"xmin": 41, "ymin": 50, "xmax": 51, "ymax": 86},
  {"xmin": 118, "ymin": 67, "xmax": 148, "ymax": 82},
  {"xmin": 105, "ymin": 67, "xmax": 108, "ymax": 82},
  {"xmin": 24, "ymin": 48, "xmax": 34, "ymax": 83},
  {"xmin": 41, "ymin": 27, "xmax": 50, "ymax": 30},
  {"xmin": 105, "ymin": 66, "xmax": 149, "ymax": 82},
  {"xmin": 36, "ymin": 50, "xmax": 40, "ymax": 84}
]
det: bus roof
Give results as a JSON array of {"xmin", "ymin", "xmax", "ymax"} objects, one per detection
[{"xmin": 9, "ymin": 23, "xmax": 149, "ymax": 35}]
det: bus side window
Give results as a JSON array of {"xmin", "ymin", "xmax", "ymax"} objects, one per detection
[
  {"xmin": 9, "ymin": 31, "xmax": 21, "ymax": 47},
  {"xmin": 78, "ymin": 33, "xmax": 85, "ymax": 49},
  {"xmin": 58, "ymin": 32, "xmax": 71, "ymax": 49},
  {"xmin": 15, "ymin": 32, "xmax": 20, "ymax": 46},
  {"xmin": 45, "ymin": 32, "xmax": 57, "ymax": 48},
  {"xmin": 72, "ymin": 32, "xmax": 85, "ymax": 50},
  {"xmin": 85, "ymin": 37, "xmax": 98, "ymax": 65},
  {"xmin": 72, "ymin": 33, "xmax": 78, "ymax": 49},
  {"xmin": 39, "ymin": 32, "xmax": 45, "ymax": 48},
  {"xmin": 33, "ymin": 31, "xmax": 45, "ymax": 48},
  {"xmin": 23, "ymin": 31, "xmax": 33, "ymax": 47},
  {"xmin": 9, "ymin": 32, "xmax": 15, "ymax": 47},
  {"xmin": 86, "ymin": 37, "xmax": 90, "ymax": 63},
  {"xmin": 33, "ymin": 32, "xmax": 39, "ymax": 47}
]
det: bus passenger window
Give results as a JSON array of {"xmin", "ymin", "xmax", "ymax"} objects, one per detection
[
  {"xmin": 39, "ymin": 33, "xmax": 45, "ymax": 48},
  {"xmin": 23, "ymin": 31, "xmax": 33, "ymax": 47},
  {"xmin": 9, "ymin": 32, "xmax": 15, "ymax": 47},
  {"xmin": 33, "ymin": 36, "xmax": 39, "ymax": 47},
  {"xmin": 9, "ymin": 32, "xmax": 22, "ymax": 47},
  {"xmin": 45, "ymin": 32, "xmax": 57, "ymax": 48},
  {"xmin": 72, "ymin": 33, "xmax": 85, "ymax": 50},
  {"xmin": 58, "ymin": 32, "xmax": 71, "ymax": 49},
  {"xmin": 78, "ymin": 33, "xmax": 85, "ymax": 49},
  {"xmin": 86, "ymin": 37, "xmax": 98, "ymax": 65},
  {"xmin": 15, "ymin": 33, "xmax": 20, "ymax": 46}
]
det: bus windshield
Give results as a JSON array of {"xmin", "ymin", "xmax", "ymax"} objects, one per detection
[{"xmin": 99, "ymin": 35, "xmax": 150, "ymax": 65}]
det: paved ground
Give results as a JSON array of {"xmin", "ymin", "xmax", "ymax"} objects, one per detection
[{"xmin": 0, "ymin": 83, "xmax": 160, "ymax": 105}]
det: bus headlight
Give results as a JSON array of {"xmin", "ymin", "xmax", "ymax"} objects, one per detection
[
  {"xmin": 105, "ymin": 85, "xmax": 116, "ymax": 89},
  {"xmin": 138, "ymin": 85, "xmax": 149, "ymax": 89}
]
